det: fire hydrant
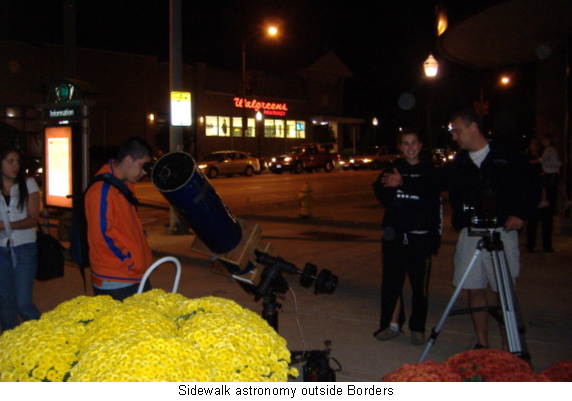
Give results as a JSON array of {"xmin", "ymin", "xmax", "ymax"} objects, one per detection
[{"xmin": 298, "ymin": 183, "xmax": 313, "ymax": 218}]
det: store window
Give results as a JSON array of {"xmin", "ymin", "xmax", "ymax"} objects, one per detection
[
  {"xmin": 264, "ymin": 119, "xmax": 285, "ymax": 138},
  {"xmin": 205, "ymin": 116, "xmax": 230, "ymax": 137},
  {"xmin": 231, "ymin": 117, "xmax": 255, "ymax": 137},
  {"xmin": 286, "ymin": 120, "xmax": 306, "ymax": 139},
  {"xmin": 232, "ymin": 117, "xmax": 242, "ymax": 137}
]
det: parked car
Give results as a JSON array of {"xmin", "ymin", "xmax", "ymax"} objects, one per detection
[
  {"xmin": 430, "ymin": 148, "xmax": 456, "ymax": 167},
  {"xmin": 344, "ymin": 146, "xmax": 398, "ymax": 170},
  {"xmin": 268, "ymin": 143, "xmax": 340, "ymax": 174},
  {"xmin": 197, "ymin": 150, "xmax": 261, "ymax": 178}
]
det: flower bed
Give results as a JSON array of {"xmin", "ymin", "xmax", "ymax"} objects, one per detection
[
  {"xmin": 383, "ymin": 349, "xmax": 571, "ymax": 382},
  {"xmin": 0, "ymin": 290, "xmax": 297, "ymax": 382}
]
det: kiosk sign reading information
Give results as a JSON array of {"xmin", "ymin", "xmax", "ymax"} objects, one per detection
[{"xmin": 40, "ymin": 78, "xmax": 94, "ymax": 208}]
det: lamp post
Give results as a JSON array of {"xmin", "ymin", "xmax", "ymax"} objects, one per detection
[
  {"xmin": 240, "ymin": 26, "xmax": 278, "ymax": 152},
  {"xmin": 476, "ymin": 74, "xmax": 512, "ymax": 118},
  {"xmin": 256, "ymin": 111, "xmax": 263, "ymax": 157},
  {"xmin": 372, "ymin": 117, "xmax": 378, "ymax": 149},
  {"xmin": 423, "ymin": 53, "xmax": 439, "ymax": 150}
]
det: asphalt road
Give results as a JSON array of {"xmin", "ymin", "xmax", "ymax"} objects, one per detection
[{"xmin": 136, "ymin": 168, "xmax": 381, "ymax": 212}]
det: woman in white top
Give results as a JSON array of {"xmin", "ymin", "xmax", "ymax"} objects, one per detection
[
  {"xmin": 0, "ymin": 146, "xmax": 41, "ymax": 332},
  {"xmin": 540, "ymin": 136, "xmax": 562, "ymax": 175}
]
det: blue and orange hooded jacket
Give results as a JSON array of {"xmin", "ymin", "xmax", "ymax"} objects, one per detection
[{"xmin": 85, "ymin": 160, "xmax": 152, "ymax": 287}]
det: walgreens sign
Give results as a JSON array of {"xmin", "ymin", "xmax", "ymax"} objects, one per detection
[{"xmin": 233, "ymin": 97, "xmax": 288, "ymax": 117}]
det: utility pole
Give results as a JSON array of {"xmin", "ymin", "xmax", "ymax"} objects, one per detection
[{"xmin": 169, "ymin": 0, "xmax": 184, "ymax": 234}]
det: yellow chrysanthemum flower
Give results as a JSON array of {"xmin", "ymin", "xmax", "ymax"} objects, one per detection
[{"xmin": 0, "ymin": 289, "xmax": 296, "ymax": 382}]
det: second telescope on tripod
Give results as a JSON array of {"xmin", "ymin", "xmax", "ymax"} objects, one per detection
[{"xmin": 419, "ymin": 205, "xmax": 530, "ymax": 363}]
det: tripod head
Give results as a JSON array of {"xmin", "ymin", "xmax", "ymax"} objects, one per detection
[
  {"xmin": 253, "ymin": 250, "xmax": 338, "ymax": 300},
  {"xmin": 250, "ymin": 250, "xmax": 337, "ymax": 331},
  {"xmin": 463, "ymin": 204, "xmax": 499, "ymax": 237}
]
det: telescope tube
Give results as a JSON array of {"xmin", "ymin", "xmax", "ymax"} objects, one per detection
[{"xmin": 150, "ymin": 151, "xmax": 242, "ymax": 254}]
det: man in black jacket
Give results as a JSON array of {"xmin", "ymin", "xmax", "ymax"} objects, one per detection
[
  {"xmin": 372, "ymin": 128, "xmax": 443, "ymax": 345},
  {"xmin": 446, "ymin": 109, "xmax": 540, "ymax": 349}
]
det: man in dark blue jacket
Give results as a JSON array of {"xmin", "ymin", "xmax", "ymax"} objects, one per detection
[
  {"xmin": 373, "ymin": 128, "xmax": 443, "ymax": 345},
  {"xmin": 446, "ymin": 109, "xmax": 540, "ymax": 349}
]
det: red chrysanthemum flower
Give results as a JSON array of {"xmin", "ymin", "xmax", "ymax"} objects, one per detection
[
  {"xmin": 539, "ymin": 360, "xmax": 572, "ymax": 382},
  {"xmin": 383, "ymin": 361, "xmax": 462, "ymax": 382},
  {"xmin": 444, "ymin": 349, "xmax": 535, "ymax": 382}
]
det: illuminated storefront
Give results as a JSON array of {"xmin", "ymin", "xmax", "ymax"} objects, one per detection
[
  {"xmin": 195, "ymin": 79, "xmax": 312, "ymax": 157},
  {"xmin": 1, "ymin": 42, "xmax": 360, "ymax": 163},
  {"xmin": 204, "ymin": 115, "xmax": 305, "ymax": 139}
]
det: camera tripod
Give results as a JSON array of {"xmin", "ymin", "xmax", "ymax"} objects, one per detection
[{"xmin": 419, "ymin": 228, "xmax": 530, "ymax": 363}]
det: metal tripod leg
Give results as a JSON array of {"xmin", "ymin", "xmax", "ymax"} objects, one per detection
[
  {"xmin": 419, "ymin": 230, "xmax": 530, "ymax": 364},
  {"xmin": 419, "ymin": 239, "xmax": 484, "ymax": 363},
  {"xmin": 490, "ymin": 247, "xmax": 529, "ymax": 360}
]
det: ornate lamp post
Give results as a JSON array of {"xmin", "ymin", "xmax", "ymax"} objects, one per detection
[{"xmin": 423, "ymin": 53, "xmax": 439, "ymax": 150}]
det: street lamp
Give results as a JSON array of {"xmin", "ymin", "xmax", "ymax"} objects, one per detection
[
  {"xmin": 423, "ymin": 53, "xmax": 439, "ymax": 150},
  {"xmin": 241, "ymin": 25, "xmax": 278, "ymax": 150},
  {"xmin": 256, "ymin": 111, "xmax": 264, "ymax": 157},
  {"xmin": 423, "ymin": 53, "xmax": 439, "ymax": 77},
  {"xmin": 372, "ymin": 117, "xmax": 378, "ymax": 149},
  {"xmin": 477, "ymin": 74, "xmax": 512, "ymax": 118}
]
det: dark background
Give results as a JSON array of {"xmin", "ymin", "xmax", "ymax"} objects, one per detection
[{"xmin": 1, "ymin": 0, "xmax": 536, "ymax": 149}]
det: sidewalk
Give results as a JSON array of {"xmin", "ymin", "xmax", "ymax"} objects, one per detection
[{"xmin": 34, "ymin": 191, "xmax": 572, "ymax": 382}]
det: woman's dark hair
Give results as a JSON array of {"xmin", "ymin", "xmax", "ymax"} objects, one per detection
[{"xmin": 0, "ymin": 146, "xmax": 28, "ymax": 210}]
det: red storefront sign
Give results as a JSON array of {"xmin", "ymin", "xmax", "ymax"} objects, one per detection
[{"xmin": 233, "ymin": 97, "xmax": 288, "ymax": 116}]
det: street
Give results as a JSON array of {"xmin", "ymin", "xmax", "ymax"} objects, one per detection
[{"xmin": 136, "ymin": 168, "xmax": 381, "ymax": 213}]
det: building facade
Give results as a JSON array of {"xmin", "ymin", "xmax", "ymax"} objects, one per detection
[{"xmin": 0, "ymin": 41, "xmax": 362, "ymax": 175}]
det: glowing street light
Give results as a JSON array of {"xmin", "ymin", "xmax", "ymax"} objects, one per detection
[
  {"xmin": 477, "ymin": 74, "xmax": 513, "ymax": 117},
  {"xmin": 241, "ymin": 25, "xmax": 279, "ymax": 148},
  {"xmin": 372, "ymin": 117, "xmax": 379, "ymax": 149},
  {"xmin": 423, "ymin": 53, "xmax": 439, "ymax": 78}
]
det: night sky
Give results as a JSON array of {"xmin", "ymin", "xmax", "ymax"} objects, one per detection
[{"xmin": 2, "ymin": 1, "xmax": 534, "ymax": 148}]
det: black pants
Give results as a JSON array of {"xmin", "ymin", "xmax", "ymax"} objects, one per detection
[
  {"xmin": 527, "ymin": 183, "xmax": 558, "ymax": 251},
  {"xmin": 93, "ymin": 280, "xmax": 151, "ymax": 301},
  {"xmin": 379, "ymin": 232, "xmax": 431, "ymax": 333}
]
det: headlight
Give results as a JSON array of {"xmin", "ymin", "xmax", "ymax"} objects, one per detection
[
  {"xmin": 349, "ymin": 159, "xmax": 355, "ymax": 164},
  {"xmin": 198, "ymin": 164, "xmax": 207, "ymax": 169},
  {"xmin": 271, "ymin": 157, "xmax": 277, "ymax": 162},
  {"xmin": 362, "ymin": 158, "xmax": 371, "ymax": 163},
  {"xmin": 284, "ymin": 157, "xmax": 292, "ymax": 162}
]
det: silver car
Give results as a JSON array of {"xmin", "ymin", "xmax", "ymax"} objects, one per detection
[{"xmin": 197, "ymin": 150, "xmax": 261, "ymax": 178}]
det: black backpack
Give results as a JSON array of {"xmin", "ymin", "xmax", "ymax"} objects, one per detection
[{"xmin": 68, "ymin": 173, "xmax": 139, "ymax": 290}]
